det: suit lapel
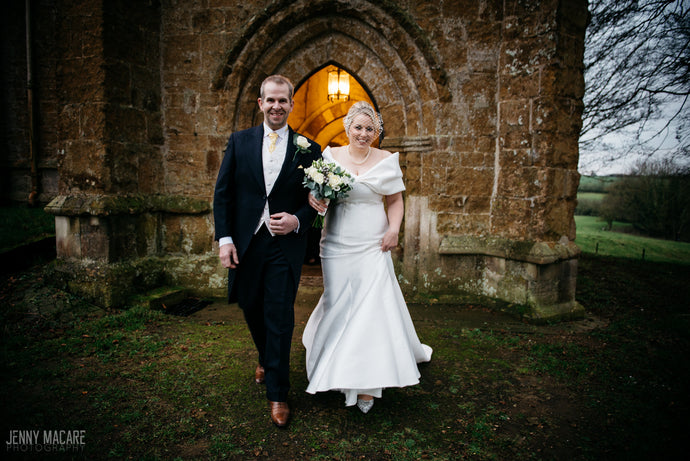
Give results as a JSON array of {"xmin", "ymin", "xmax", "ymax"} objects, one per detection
[{"xmin": 247, "ymin": 125, "xmax": 266, "ymax": 189}]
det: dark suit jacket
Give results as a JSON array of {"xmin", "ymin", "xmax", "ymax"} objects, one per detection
[{"xmin": 213, "ymin": 125, "xmax": 322, "ymax": 302}]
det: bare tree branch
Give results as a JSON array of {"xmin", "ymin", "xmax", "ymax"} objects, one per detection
[{"xmin": 580, "ymin": 0, "xmax": 689, "ymax": 171}]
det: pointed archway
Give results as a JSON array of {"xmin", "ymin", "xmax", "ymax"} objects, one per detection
[
  {"xmin": 214, "ymin": 1, "xmax": 443, "ymax": 138},
  {"xmin": 288, "ymin": 64, "xmax": 379, "ymax": 148},
  {"xmin": 214, "ymin": 0, "xmax": 442, "ymax": 296}
]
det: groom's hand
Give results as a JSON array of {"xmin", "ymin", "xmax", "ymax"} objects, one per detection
[
  {"xmin": 219, "ymin": 243, "xmax": 239, "ymax": 269},
  {"xmin": 269, "ymin": 212, "xmax": 299, "ymax": 235}
]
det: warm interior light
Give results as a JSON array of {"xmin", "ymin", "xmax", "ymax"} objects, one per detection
[{"xmin": 327, "ymin": 68, "xmax": 350, "ymax": 102}]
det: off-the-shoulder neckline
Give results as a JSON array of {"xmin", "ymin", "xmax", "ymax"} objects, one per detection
[{"xmin": 324, "ymin": 146, "xmax": 399, "ymax": 178}]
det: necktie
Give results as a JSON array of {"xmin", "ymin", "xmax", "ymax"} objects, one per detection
[{"xmin": 268, "ymin": 132, "xmax": 278, "ymax": 153}]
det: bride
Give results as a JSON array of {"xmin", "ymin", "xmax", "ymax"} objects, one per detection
[{"xmin": 303, "ymin": 101, "xmax": 432, "ymax": 413}]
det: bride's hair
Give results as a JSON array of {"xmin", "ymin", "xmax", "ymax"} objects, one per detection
[{"xmin": 343, "ymin": 101, "xmax": 383, "ymax": 136}]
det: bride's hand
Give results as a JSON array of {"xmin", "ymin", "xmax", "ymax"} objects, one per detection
[
  {"xmin": 308, "ymin": 193, "xmax": 328, "ymax": 214},
  {"xmin": 381, "ymin": 230, "xmax": 399, "ymax": 252}
]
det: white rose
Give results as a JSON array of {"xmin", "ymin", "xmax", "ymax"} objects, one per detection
[
  {"xmin": 313, "ymin": 172, "xmax": 325, "ymax": 184},
  {"xmin": 296, "ymin": 136, "xmax": 310, "ymax": 149},
  {"xmin": 305, "ymin": 166, "xmax": 317, "ymax": 178},
  {"xmin": 328, "ymin": 173, "xmax": 341, "ymax": 189}
]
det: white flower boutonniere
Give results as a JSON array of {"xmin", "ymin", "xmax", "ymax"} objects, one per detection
[{"xmin": 293, "ymin": 134, "xmax": 311, "ymax": 161}]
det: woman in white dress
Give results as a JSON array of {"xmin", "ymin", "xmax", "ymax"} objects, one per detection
[{"xmin": 302, "ymin": 101, "xmax": 432, "ymax": 413}]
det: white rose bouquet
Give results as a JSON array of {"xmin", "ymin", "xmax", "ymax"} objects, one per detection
[{"xmin": 302, "ymin": 158, "xmax": 354, "ymax": 227}]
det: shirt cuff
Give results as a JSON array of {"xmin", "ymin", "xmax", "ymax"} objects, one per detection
[
  {"xmin": 293, "ymin": 215, "xmax": 300, "ymax": 233},
  {"xmin": 219, "ymin": 236, "xmax": 234, "ymax": 246}
]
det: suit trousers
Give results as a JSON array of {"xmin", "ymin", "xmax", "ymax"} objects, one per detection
[{"xmin": 236, "ymin": 225, "xmax": 296, "ymax": 402}]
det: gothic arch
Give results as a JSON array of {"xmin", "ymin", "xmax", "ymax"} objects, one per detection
[
  {"xmin": 213, "ymin": 0, "xmax": 445, "ymax": 138},
  {"xmin": 290, "ymin": 61, "xmax": 376, "ymax": 137}
]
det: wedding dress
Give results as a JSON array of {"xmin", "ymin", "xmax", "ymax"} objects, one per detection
[{"xmin": 302, "ymin": 147, "xmax": 433, "ymax": 406}]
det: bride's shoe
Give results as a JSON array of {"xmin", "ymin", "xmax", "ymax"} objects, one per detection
[{"xmin": 357, "ymin": 398, "xmax": 374, "ymax": 414}]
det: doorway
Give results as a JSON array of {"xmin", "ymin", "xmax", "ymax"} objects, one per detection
[
  {"xmin": 288, "ymin": 64, "xmax": 379, "ymax": 148},
  {"xmin": 290, "ymin": 64, "xmax": 379, "ymax": 265}
]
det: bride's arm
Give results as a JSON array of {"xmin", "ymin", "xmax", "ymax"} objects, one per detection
[{"xmin": 382, "ymin": 192, "xmax": 403, "ymax": 251}]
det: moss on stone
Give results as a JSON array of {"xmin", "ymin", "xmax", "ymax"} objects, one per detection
[
  {"xmin": 439, "ymin": 235, "xmax": 580, "ymax": 264},
  {"xmin": 45, "ymin": 194, "xmax": 210, "ymax": 217}
]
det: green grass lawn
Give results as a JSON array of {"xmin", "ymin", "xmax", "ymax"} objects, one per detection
[
  {"xmin": 1, "ymin": 205, "xmax": 689, "ymax": 459},
  {"xmin": 2, "ymin": 253, "xmax": 688, "ymax": 460},
  {"xmin": 0, "ymin": 205, "xmax": 54, "ymax": 252},
  {"xmin": 575, "ymin": 215, "xmax": 690, "ymax": 264}
]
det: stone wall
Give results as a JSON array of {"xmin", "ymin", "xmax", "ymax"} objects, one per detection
[
  {"xmin": 1, "ymin": 0, "xmax": 59, "ymax": 204},
  {"xmin": 5, "ymin": 0, "xmax": 588, "ymax": 320}
]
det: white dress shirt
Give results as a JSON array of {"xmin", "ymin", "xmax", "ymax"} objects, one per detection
[
  {"xmin": 218, "ymin": 124, "xmax": 297, "ymax": 247},
  {"xmin": 256, "ymin": 124, "xmax": 289, "ymax": 235}
]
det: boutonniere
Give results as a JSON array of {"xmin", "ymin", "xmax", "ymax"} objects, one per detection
[{"xmin": 293, "ymin": 134, "xmax": 311, "ymax": 161}]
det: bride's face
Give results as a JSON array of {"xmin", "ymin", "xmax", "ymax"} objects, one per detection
[{"xmin": 347, "ymin": 114, "xmax": 377, "ymax": 149}]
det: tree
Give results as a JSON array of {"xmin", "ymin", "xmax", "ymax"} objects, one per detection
[
  {"xmin": 601, "ymin": 159, "xmax": 690, "ymax": 240},
  {"xmin": 580, "ymin": 0, "xmax": 690, "ymax": 171}
]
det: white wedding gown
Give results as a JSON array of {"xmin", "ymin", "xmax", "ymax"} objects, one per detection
[{"xmin": 302, "ymin": 147, "xmax": 433, "ymax": 406}]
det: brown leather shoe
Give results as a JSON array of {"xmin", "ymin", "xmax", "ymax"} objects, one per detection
[
  {"xmin": 269, "ymin": 401, "xmax": 290, "ymax": 428},
  {"xmin": 254, "ymin": 365, "xmax": 265, "ymax": 384}
]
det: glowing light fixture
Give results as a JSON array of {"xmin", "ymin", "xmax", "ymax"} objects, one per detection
[{"xmin": 327, "ymin": 68, "xmax": 350, "ymax": 103}]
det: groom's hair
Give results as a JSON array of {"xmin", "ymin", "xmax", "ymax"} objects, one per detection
[{"xmin": 260, "ymin": 75, "xmax": 294, "ymax": 101}]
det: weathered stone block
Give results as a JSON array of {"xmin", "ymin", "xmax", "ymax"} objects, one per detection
[
  {"xmin": 162, "ymin": 214, "xmax": 214, "ymax": 255},
  {"xmin": 500, "ymin": 74, "xmax": 540, "ymax": 100},
  {"xmin": 490, "ymin": 196, "xmax": 540, "ymax": 239},
  {"xmin": 498, "ymin": 163, "xmax": 542, "ymax": 197},
  {"xmin": 60, "ymin": 140, "xmax": 108, "ymax": 192},
  {"xmin": 54, "ymin": 216, "xmax": 81, "ymax": 259},
  {"xmin": 78, "ymin": 104, "xmax": 106, "ymax": 140},
  {"xmin": 500, "ymin": 99, "xmax": 531, "ymax": 128},
  {"xmin": 466, "ymin": 43, "xmax": 499, "ymax": 73},
  {"xmin": 463, "ymin": 195, "xmax": 492, "ymax": 213},
  {"xmin": 544, "ymin": 198, "xmax": 575, "ymax": 238},
  {"xmin": 58, "ymin": 56, "xmax": 106, "ymax": 103},
  {"xmin": 447, "ymin": 166, "xmax": 494, "ymax": 197}
]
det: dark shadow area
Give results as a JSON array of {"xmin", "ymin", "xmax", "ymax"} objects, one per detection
[
  {"xmin": 161, "ymin": 297, "xmax": 213, "ymax": 317},
  {"xmin": 0, "ymin": 236, "xmax": 55, "ymax": 274}
]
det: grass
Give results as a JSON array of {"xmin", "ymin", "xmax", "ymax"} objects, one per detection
[
  {"xmin": 2, "ymin": 254, "xmax": 689, "ymax": 460},
  {"xmin": 1, "ymin": 206, "xmax": 688, "ymax": 459},
  {"xmin": 0, "ymin": 205, "xmax": 54, "ymax": 252},
  {"xmin": 574, "ymin": 215, "xmax": 690, "ymax": 264}
]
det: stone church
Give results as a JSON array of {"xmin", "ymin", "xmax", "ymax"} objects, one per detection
[{"xmin": 1, "ymin": 0, "xmax": 587, "ymax": 321}]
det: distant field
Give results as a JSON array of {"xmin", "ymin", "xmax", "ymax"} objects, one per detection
[
  {"xmin": 578, "ymin": 175, "xmax": 620, "ymax": 193},
  {"xmin": 575, "ymin": 215, "xmax": 690, "ymax": 264},
  {"xmin": 576, "ymin": 176, "xmax": 614, "ymax": 215},
  {"xmin": 577, "ymin": 192, "xmax": 606, "ymax": 202}
]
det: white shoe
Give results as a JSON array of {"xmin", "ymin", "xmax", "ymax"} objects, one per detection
[{"xmin": 357, "ymin": 398, "xmax": 374, "ymax": 414}]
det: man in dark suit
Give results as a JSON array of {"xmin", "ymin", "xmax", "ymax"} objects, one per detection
[{"xmin": 213, "ymin": 75, "xmax": 321, "ymax": 427}]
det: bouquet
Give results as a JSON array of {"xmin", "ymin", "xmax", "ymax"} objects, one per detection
[{"xmin": 302, "ymin": 158, "xmax": 354, "ymax": 227}]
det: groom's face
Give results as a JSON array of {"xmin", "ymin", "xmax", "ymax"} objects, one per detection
[{"xmin": 258, "ymin": 82, "xmax": 294, "ymax": 131}]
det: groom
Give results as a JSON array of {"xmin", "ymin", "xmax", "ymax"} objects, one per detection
[{"xmin": 213, "ymin": 75, "xmax": 321, "ymax": 427}]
